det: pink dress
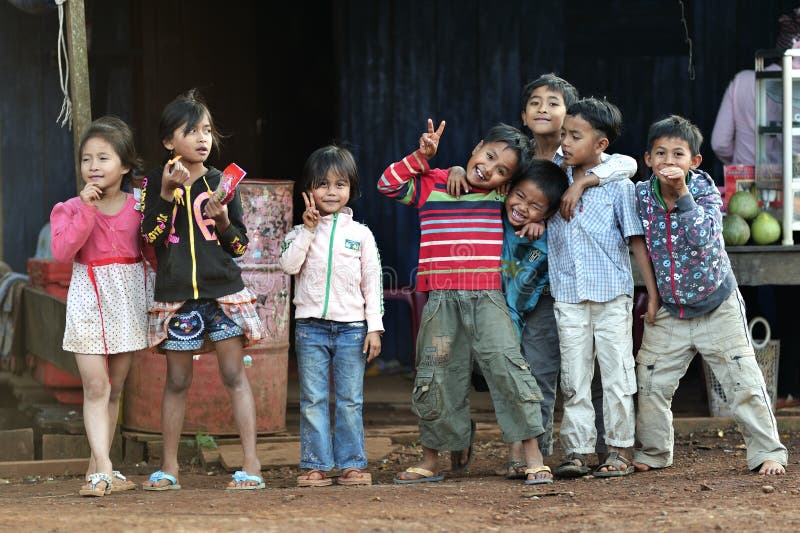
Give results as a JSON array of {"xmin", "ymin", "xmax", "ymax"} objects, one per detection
[{"xmin": 50, "ymin": 194, "xmax": 153, "ymax": 355}]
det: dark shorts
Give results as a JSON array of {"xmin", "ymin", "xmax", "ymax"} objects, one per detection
[{"xmin": 161, "ymin": 298, "xmax": 244, "ymax": 351}]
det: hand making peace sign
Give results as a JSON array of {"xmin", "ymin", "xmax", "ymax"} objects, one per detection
[
  {"xmin": 418, "ymin": 118, "xmax": 446, "ymax": 160},
  {"xmin": 302, "ymin": 191, "xmax": 321, "ymax": 231}
]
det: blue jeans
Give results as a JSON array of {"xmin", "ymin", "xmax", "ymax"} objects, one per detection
[{"xmin": 295, "ymin": 318, "xmax": 367, "ymax": 471}]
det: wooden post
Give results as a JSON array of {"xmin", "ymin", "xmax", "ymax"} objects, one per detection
[{"xmin": 64, "ymin": 0, "xmax": 91, "ymax": 194}]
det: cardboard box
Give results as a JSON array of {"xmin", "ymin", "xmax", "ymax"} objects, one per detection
[{"xmin": 723, "ymin": 164, "xmax": 755, "ymax": 210}]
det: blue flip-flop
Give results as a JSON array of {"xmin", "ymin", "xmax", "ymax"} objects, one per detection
[
  {"xmin": 143, "ymin": 470, "xmax": 181, "ymax": 491},
  {"xmin": 524, "ymin": 466, "xmax": 554, "ymax": 485},
  {"xmin": 226, "ymin": 470, "xmax": 265, "ymax": 490},
  {"xmin": 393, "ymin": 467, "xmax": 444, "ymax": 484}
]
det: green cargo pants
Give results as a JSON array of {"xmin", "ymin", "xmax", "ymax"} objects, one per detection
[{"xmin": 411, "ymin": 289, "xmax": 544, "ymax": 451}]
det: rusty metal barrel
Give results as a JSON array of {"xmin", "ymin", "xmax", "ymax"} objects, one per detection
[{"xmin": 123, "ymin": 179, "xmax": 293, "ymax": 435}]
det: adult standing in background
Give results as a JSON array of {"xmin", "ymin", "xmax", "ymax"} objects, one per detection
[
  {"xmin": 710, "ymin": 7, "xmax": 800, "ymax": 403},
  {"xmin": 711, "ymin": 7, "xmax": 800, "ymax": 166}
]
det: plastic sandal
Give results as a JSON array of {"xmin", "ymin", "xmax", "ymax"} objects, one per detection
[
  {"xmin": 79, "ymin": 472, "xmax": 112, "ymax": 497},
  {"xmin": 337, "ymin": 468, "xmax": 372, "ymax": 486},
  {"xmin": 142, "ymin": 470, "xmax": 181, "ymax": 491},
  {"xmin": 226, "ymin": 470, "xmax": 265, "ymax": 490},
  {"xmin": 524, "ymin": 465, "xmax": 554, "ymax": 485},
  {"xmin": 111, "ymin": 471, "xmax": 136, "ymax": 492},
  {"xmin": 297, "ymin": 469, "xmax": 333, "ymax": 487},
  {"xmin": 593, "ymin": 451, "xmax": 634, "ymax": 478}
]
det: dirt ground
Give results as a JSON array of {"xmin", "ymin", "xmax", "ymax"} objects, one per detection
[{"xmin": 1, "ymin": 428, "xmax": 799, "ymax": 532}]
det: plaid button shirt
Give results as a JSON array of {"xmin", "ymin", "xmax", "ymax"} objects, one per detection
[{"xmin": 547, "ymin": 167, "xmax": 644, "ymax": 304}]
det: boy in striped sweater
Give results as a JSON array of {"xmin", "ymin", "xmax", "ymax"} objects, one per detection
[{"xmin": 379, "ymin": 119, "xmax": 552, "ymax": 485}]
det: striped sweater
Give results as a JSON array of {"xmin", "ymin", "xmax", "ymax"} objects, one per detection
[{"xmin": 378, "ymin": 150, "xmax": 505, "ymax": 291}]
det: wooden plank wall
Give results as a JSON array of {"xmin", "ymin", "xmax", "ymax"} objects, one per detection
[
  {"xmin": 0, "ymin": 3, "xmax": 75, "ymax": 272},
  {"xmin": 336, "ymin": 0, "xmax": 800, "ymax": 290}
]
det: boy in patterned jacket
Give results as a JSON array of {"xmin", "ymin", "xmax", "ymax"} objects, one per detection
[
  {"xmin": 632, "ymin": 115, "xmax": 787, "ymax": 476},
  {"xmin": 379, "ymin": 119, "xmax": 553, "ymax": 485}
]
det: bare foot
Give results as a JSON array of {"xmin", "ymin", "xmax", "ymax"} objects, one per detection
[
  {"xmin": 632, "ymin": 461, "xmax": 653, "ymax": 472},
  {"xmin": 758, "ymin": 460, "xmax": 785, "ymax": 475}
]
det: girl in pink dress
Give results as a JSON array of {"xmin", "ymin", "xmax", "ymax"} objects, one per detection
[{"xmin": 51, "ymin": 116, "xmax": 151, "ymax": 497}]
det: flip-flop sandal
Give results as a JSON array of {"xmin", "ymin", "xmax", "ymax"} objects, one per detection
[
  {"xmin": 297, "ymin": 469, "xmax": 333, "ymax": 487},
  {"xmin": 593, "ymin": 451, "xmax": 634, "ymax": 478},
  {"xmin": 524, "ymin": 465, "xmax": 554, "ymax": 485},
  {"xmin": 226, "ymin": 470, "xmax": 266, "ymax": 490},
  {"xmin": 496, "ymin": 461, "xmax": 528, "ymax": 479},
  {"xmin": 142, "ymin": 470, "xmax": 181, "ymax": 491},
  {"xmin": 79, "ymin": 472, "xmax": 112, "ymax": 497},
  {"xmin": 450, "ymin": 419, "xmax": 477, "ymax": 473},
  {"xmin": 337, "ymin": 468, "xmax": 372, "ymax": 486},
  {"xmin": 393, "ymin": 466, "xmax": 445, "ymax": 484},
  {"xmin": 110, "ymin": 471, "xmax": 136, "ymax": 492},
  {"xmin": 554, "ymin": 453, "xmax": 591, "ymax": 478}
]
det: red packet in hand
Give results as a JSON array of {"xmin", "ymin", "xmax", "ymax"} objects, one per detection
[{"xmin": 215, "ymin": 163, "xmax": 247, "ymax": 205}]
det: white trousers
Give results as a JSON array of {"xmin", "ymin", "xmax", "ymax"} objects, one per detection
[{"xmin": 554, "ymin": 295, "xmax": 636, "ymax": 454}]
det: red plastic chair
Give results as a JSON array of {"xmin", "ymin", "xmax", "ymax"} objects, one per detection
[{"xmin": 383, "ymin": 287, "xmax": 428, "ymax": 361}]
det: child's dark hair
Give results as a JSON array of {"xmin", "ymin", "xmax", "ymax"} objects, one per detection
[
  {"xmin": 302, "ymin": 144, "xmax": 361, "ymax": 201},
  {"xmin": 566, "ymin": 97, "xmax": 623, "ymax": 144},
  {"xmin": 520, "ymin": 73, "xmax": 579, "ymax": 114},
  {"xmin": 510, "ymin": 159, "xmax": 569, "ymax": 215},
  {"xmin": 646, "ymin": 115, "xmax": 704, "ymax": 156},
  {"xmin": 158, "ymin": 88, "xmax": 223, "ymax": 159},
  {"xmin": 483, "ymin": 123, "xmax": 536, "ymax": 173},
  {"xmin": 79, "ymin": 115, "xmax": 142, "ymax": 188}
]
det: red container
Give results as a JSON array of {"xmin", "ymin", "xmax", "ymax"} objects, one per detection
[
  {"xmin": 123, "ymin": 343, "xmax": 288, "ymax": 435},
  {"xmin": 122, "ymin": 179, "xmax": 293, "ymax": 435},
  {"xmin": 27, "ymin": 258, "xmax": 72, "ymax": 300},
  {"xmin": 28, "ymin": 354, "xmax": 83, "ymax": 405}
]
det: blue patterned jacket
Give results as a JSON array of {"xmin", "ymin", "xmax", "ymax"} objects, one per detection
[{"xmin": 634, "ymin": 169, "xmax": 735, "ymax": 318}]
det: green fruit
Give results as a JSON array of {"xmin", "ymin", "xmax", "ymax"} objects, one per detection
[
  {"xmin": 750, "ymin": 212, "xmax": 781, "ymax": 244},
  {"xmin": 723, "ymin": 213, "xmax": 751, "ymax": 246},
  {"xmin": 727, "ymin": 191, "xmax": 760, "ymax": 220}
]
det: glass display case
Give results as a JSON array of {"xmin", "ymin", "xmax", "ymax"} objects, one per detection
[{"xmin": 755, "ymin": 48, "xmax": 800, "ymax": 244}]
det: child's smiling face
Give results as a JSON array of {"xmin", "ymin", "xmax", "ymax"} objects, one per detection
[
  {"xmin": 505, "ymin": 180, "xmax": 551, "ymax": 229},
  {"xmin": 80, "ymin": 137, "xmax": 128, "ymax": 192},
  {"xmin": 522, "ymin": 85, "xmax": 567, "ymax": 137},
  {"xmin": 465, "ymin": 141, "xmax": 519, "ymax": 190},
  {"xmin": 309, "ymin": 169, "xmax": 351, "ymax": 216}
]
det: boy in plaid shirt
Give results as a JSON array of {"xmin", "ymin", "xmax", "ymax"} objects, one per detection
[{"xmin": 547, "ymin": 98, "xmax": 658, "ymax": 478}]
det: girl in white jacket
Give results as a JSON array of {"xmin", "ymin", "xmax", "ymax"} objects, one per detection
[{"xmin": 279, "ymin": 145, "xmax": 384, "ymax": 487}]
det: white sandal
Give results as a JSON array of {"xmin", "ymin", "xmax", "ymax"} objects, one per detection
[{"xmin": 79, "ymin": 472, "xmax": 112, "ymax": 497}]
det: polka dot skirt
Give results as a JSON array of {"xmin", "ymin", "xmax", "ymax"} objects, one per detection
[{"xmin": 63, "ymin": 261, "xmax": 153, "ymax": 355}]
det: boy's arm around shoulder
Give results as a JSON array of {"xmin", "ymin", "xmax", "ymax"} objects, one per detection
[
  {"xmin": 560, "ymin": 153, "xmax": 638, "ymax": 220},
  {"xmin": 672, "ymin": 171, "xmax": 724, "ymax": 248},
  {"xmin": 50, "ymin": 196, "xmax": 97, "ymax": 262},
  {"xmin": 278, "ymin": 223, "xmax": 315, "ymax": 275},
  {"xmin": 359, "ymin": 227, "xmax": 384, "ymax": 334},
  {"xmin": 593, "ymin": 153, "xmax": 638, "ymax": 185}
]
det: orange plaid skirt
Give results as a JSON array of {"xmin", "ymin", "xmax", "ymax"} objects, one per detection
[{"xmin": 148, "ymin": 287, "xmax": 266, "ymax": 353}]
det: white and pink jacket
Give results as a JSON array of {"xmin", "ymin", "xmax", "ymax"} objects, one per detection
[{"xmin": 279, "ymin": 207, "xmax": 384, "ymax": 333}]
